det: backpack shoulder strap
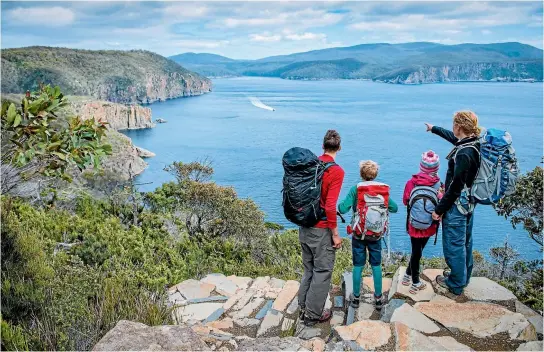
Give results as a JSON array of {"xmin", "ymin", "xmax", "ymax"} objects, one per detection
[{"xmin": 454, "ymin": 142, "xmax": 480, "ymax": 161}]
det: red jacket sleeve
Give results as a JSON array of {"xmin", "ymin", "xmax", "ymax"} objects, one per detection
[
  {"xmin": 403, "ymin": 179, "xmax": 414, "ymax": 206},
  {"xmin": 324, "ymin": 167, "xmax": 345, "ymax": 229}
]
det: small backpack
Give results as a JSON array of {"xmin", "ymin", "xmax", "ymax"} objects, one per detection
[
  {"xmin": 406, "ymin": 182, "xmax": 440, "ymax": 232},
  {"xmin": 454, "ymin": 128, "xmax": 520, "ymax": 214},
  {"xmin": 282, "ymin": 147, "xmax": 335, "ymax": 227},
  {"xmin": 348, "ymin": 181, "xmax": 390, "ymax": 241}
]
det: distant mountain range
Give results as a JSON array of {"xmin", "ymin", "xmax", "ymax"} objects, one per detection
[
  {"xmin": 170, "ymin": 42, "xmax": 543, "ymax": 84},
  {"xmin": 2, "ymin": 47, "xmax": 212, "ymax": 104}
]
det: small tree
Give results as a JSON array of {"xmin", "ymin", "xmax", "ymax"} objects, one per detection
[
  {"xmin": 490, "ymin": 236, "xmax": 519, "ymax": 280},
  {"xmin": 1, "ymin": 85, "xmax": 112, "ymax": 195},
  {"xmin": 495, "ymin": 165, "xmax": 543, "ymax": 248}
]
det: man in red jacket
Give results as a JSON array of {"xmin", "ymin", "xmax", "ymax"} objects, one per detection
[{"xmin": 298, "ymin": 130, "xmax": 345, "ymax": 326}]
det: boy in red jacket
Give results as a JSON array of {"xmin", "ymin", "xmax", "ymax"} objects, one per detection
[{"xmin": 402, "ymin": 150, "xmax": 443, "ymax": 293}]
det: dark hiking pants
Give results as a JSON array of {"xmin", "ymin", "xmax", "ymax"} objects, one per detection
[
  {"xmin": 298, "ymin": 227, "xmax": 336, "ymax": 320},
  {"xmin": 406, "ymin": 236, "xmax": 430, "ymax": 284}
]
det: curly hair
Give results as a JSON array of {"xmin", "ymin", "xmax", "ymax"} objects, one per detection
[
  {"xmin": 453, "ymin": 111, "xmax": 481, "ymax": 137},
  {"xmin": 359, "ymin": 160, "xmax": 379, "ymax": 181}
]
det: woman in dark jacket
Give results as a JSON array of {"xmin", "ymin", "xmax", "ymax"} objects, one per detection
[{"xmin": 425, "ymin": 111, "xmax": 481, "ymax": 296}]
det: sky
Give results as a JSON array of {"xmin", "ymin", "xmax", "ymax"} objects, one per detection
[{"xmin": 1, "ymin": 1, "xmax": 542, "ymax": 60}]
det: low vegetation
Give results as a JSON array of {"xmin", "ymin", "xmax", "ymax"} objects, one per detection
[{"xmin": 1, "ymin": 87, "xmax": 542, "ymax": 350}]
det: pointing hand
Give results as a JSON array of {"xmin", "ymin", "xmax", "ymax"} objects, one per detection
[{"xmin": 425, "ymin": 123, "xmax": 434, "ymax": 132}]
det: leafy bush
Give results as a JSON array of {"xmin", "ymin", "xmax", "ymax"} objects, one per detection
[{"xmin": 1, "ymin": 85, "xmax": 111, "ymax": 194}]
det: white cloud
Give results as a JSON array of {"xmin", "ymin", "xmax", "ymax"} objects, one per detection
[
  {"xmin": 250, "ymin": 33, "xmax": 282, "ymax": 42},
  {"xmin": 481, "ymin": 29, "xmax": 492, "ymax": 35},
  {"xmin": 8, "ymin": 6, "xmax": 75, "ymax": 27},
  {"xmin": 284, "ymin": 32, "xmax": 327, "ymax": 41},
  {"xmin": 162, "ymin": 5, "xmax": 208, "ymax": 19}
]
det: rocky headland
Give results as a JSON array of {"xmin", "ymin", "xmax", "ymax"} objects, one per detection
[{"xmin": 1, "ymin": 46, "xmax": 212, "ymax": 104}]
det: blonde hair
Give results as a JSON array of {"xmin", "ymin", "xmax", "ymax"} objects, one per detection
[
  {"xmin": 359, "ymin": 160, "xmax": 379, "ymax": 181},
  {"xmin": 453, "ymin": 111, "xmax": 481, "ymax": 137}
]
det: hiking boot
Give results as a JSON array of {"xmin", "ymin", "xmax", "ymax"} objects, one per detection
[
  {"xmin": 304, "ymin": 308, "xmax": 332, "ymax": 327},
  {"xmin": 349, "ymin": 293, "xmax": 360, "ymax": 308},
  {"xmin": 409, "ymin": 281, "xmax": 427, "ymax": 294},
  {"xmin": 442, "ymin": 269, "xmax": 451, "ymax": 278},
  {"xmin": 436, "ymin": 275, "xmax": 461, "ymax": 299},
  {"xmin": 374, "ymin": 294, "xmax": 384, "ymax": 310},
  {"xmin": 401, "ymin": 273, "xmax": 411, "ymax": 286}
]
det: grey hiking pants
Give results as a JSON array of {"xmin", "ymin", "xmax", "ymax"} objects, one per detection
[{"xmin": 298, "ymin": 227, "xmax": 336, "ymax": 320}]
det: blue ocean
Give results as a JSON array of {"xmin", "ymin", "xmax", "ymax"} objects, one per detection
[{"xmin": 124, "ymin": 77, "xmax": 543, "ymax": 260}]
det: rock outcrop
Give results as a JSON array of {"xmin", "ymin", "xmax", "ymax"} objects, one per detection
[
  {"xmin": 96, "ymin": 273, "xmax": 541, "ymax": 351},
  {"xmin": 92, "ymin": 320, "xmax": 209, "ymax": 351},
  {"xmin": 71, "ymin": 99, "xmax": 155, "ymax": 130},
  {"xmin": 99, "ymin": 130, "xmax": 148, "ymax": 180}
]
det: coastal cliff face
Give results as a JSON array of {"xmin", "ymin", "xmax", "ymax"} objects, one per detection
[
  {"xmin": 1, "ymin": 47, "xmax": 212, "ymax": 104},
  {"xmin": 376, "ymin": 62, "xmax": 542, "ymax": 84},
  {"xmin": 71, "ymin": 100, "xmax": 155, "ymax": 130}
]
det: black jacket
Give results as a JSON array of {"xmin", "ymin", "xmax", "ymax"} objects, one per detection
[{"xmin": 432, "ymin": 126, "xmax": 480, "ymax": 215}]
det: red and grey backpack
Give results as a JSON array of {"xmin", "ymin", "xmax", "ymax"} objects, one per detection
[{"xmin": 347, "ymin": 181, "xmax": 390, "ymax": 241}]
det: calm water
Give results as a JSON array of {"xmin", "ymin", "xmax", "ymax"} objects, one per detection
[{"xmin": 124, "ymin": 77, "xmax": 543, "ymax": 260}]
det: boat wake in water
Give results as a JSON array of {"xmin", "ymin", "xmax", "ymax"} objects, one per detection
[{"xmin": 249, "ymin": 96, "xmax": 275, "ymax": 111}]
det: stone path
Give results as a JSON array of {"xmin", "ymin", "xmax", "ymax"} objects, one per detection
[{"xmin": 95, "ymin": 267, "xmax": 543, "ymax": 351}]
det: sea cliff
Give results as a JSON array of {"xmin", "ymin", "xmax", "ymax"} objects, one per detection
[
  {"xmin": 71, "ymin": 99, "xmax": 155, "ymax": 130},
  {"xmin": 375, "ymin": 62, "xmax": 541, "ymax": 84}
]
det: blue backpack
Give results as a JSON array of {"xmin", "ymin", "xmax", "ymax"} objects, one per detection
[
  {"xmin": 406, "ymin": 182, "xmax": 440, "ymax": 232},
  {"xmin": 456, "ymin": 128, "xmax": 519, "ymax": 213}
]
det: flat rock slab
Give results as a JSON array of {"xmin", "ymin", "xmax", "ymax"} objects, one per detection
[
  {"xmin": 517, "ymin": 341, "xmax": 543, "ymax": 351},
  {"xmin": 430, "ymin": 294, "xmax": 455, "ymax": 304},
  {"xmin": 390, "ymin": 303, "xmax": 440, "ymax": 334},
  {"xmin": 286, "ymin": 296, "xmax": 299, "ymax": 315},
  {"xmin": 227, "ymin": 276, "xmax": 253, "ymax": 291},
  {"xmin": 380, "ymin": 298, "xmax": 406, "ymax": 323},
  {"xmin": 516, "ymin": 301, "xmax": 543, "ymax": 335},
  {"xmin": 201, "ymin": 274, "xmax": 239, "ymax": 297},
  {"xmin": 223, "ymin": 289, "xmax": 247, "ymax": 311},
  {"xmin": 422, "ymin": 268, "xmax": 443, "ymax": 283},
  {"xmin": 415, "ymin": 301, "xmax": 537, "ymax": 341},
  {"xmin": 356, "ymin": 303, "xmax": 375, "ymax": 321},
  {"xmin": 236, "ymin": 336, "xmax": 314, "ymax": 351},
  {"xmin": 232, "ymin": 297, "xmax": 264, "ymax": 319},
  {"xmin": 363, "ymin": 276, "xmax": 392, "ymax": 293},
  {"xmin": 234, "ymin": 318, "xmax": 260, "ymax": 328},
  {"xmin": 393, "ymin": 322, "xmax": 448, "ymax": 351},
  {"xmin": 334, "ymin": 320, "xmax": 391, "ymax": 350},
  {"xmin": 170, "ymin": 279, "xmax": 215, "ymax": 300},
  {"xmin": 204, "ymin": 308, "xmax": 225, "ymax": 323},
  {"xmin": 331, "ymin": 311, "xmax": 345, "ymax": 327},
  {"xmin": 182, "ymin": 302, "xmax": 225, "ymax": 322},
  {"xmin": 255, "ymin": 300, "xmax": 274, "ymax": 319},
  {"xmin": 388, "ymin": 266, "xmax": 435, "ymax": 302},
  {"xmin": 93, "ymin": 320, "xmax": 209, "ymax": 351},
  {"xmin": 272, "ymin": 280, "xmax": 299, "ymax": 312},
  {"xmin": 169, "ymin": 291, "xmax": 186, "ymax": 306},
  {"xmin": 334, "ymin": 296, "xmax": 344, "ymax": 308},
  {"xmin": 297, "ymin": 327, "xmax": 322, "ymax": 340},
  {"xmin": 256, "ymin": 310, "xmax": 283, "ymax": 337},
  {"xmin": 269, "ymin": 278, "xmax": 286, "ymax": 289},
  {"xmin": 207, "ymin": 318, "xmax": 233, "ymax": 330},
  {"xmin": 464, "ymin": 277, "xmax": 517, "ymax": 302},
  {"xmin": 429, "ymin": 336, "xmax": 473, "ymax": 351},
  {"xmin": 188, "ymin": 296, "xmax": 228, "ymax": 304}
]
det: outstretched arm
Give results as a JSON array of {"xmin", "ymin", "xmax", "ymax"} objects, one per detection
[{"xmin": 425, "ymin": 123, "xmax": 458, "ymax": 145}]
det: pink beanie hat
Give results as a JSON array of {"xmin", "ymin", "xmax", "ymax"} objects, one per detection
[{"xmin": 420, "ymin": 150, "xmax": 440, "ymax": 175}]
